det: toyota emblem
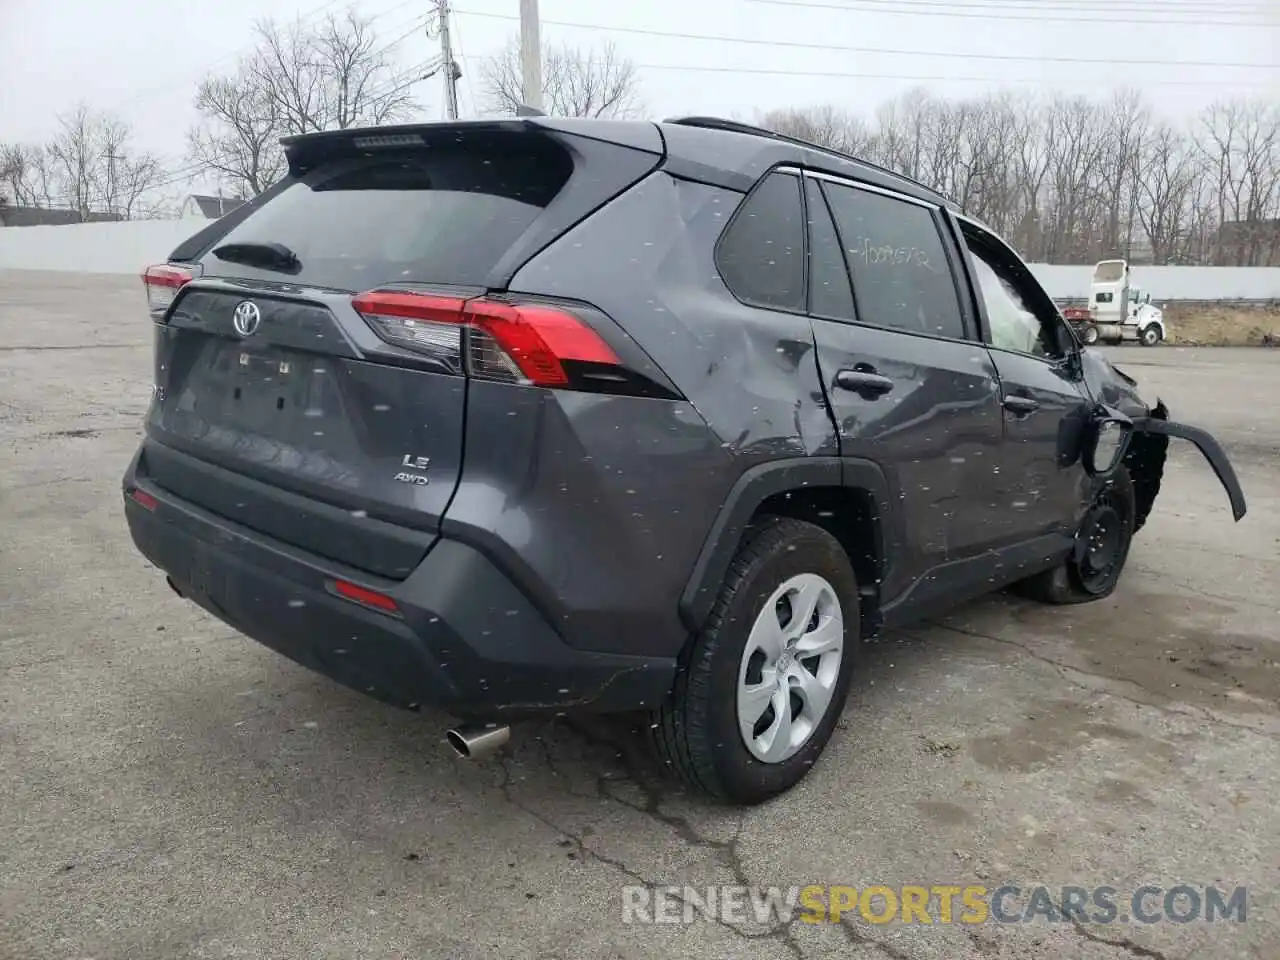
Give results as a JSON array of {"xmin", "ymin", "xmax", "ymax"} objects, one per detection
[{"xmin": 232, "ymin": 300, "xmax": 262, "ymax": 337}]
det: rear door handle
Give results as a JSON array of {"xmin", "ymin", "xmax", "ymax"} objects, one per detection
[
  {"xmin": 1002, "ymin": 395, "xmax": 1040, "ymax": 414},
  {"xmin": 835, "ymin": 369, "xmax": 895, "ymax": 396}
]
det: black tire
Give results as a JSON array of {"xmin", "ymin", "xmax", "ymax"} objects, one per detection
[
  {"xmin": 1081, "ymin": 323, "xmax": 1100, "ymax": 346},
  {"xmin": 649, "ymin": 516, "xmax": 860, "ymax": 805},
  {"xmin": 1016, "ymin": 467, "xmax": 1136, "ymax": 605},
  {"xmin": 1140, "ymin": 325, "xmax": 1163, "ymax": 347}
]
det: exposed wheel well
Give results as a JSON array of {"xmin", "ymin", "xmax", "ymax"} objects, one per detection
[
  {"xmin": 752, "ymin": 485, "xmax": 881, "ymax": 632},
  {"xmin": 1125, "ymin": 424, "xmax": 1168, "ymax": 534}
]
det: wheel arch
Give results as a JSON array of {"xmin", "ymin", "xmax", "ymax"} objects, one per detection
[{"xmin": 678, "ymin": 457, "xmax": 892, "ymax": 635}]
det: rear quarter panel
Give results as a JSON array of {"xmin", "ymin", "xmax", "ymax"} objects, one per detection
[{"xmin": 501, "ymin": 172, "xmax": 840, "ymax": 656}]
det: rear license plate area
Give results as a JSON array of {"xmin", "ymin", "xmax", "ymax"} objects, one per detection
[{"xmin": 208, "ymin": 345, "xmax": 344, "ymax": 442}]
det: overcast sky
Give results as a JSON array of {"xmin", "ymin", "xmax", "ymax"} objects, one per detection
[{"xmin": 1, "ymin": 0, "xmax": 1276, "ymax": 188}]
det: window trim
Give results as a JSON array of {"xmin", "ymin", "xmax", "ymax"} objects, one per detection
[
  {"xmin": 712, "ymin": 166, "xmax": 809, "ymax": 316},
  {"xmin": 804, "ymin": 170, "xmax": 977, "ymax": 344},
  {"xmin": 952, "ymin": 212, "xmax": 1077, "ymax": 366},
  {"xmin": 802, "ymin": 175, "xmax": 858, "ymax": 323},
  {"xmin": 797, "ymin": 167, "xmax": 938, "ymax": 210}
]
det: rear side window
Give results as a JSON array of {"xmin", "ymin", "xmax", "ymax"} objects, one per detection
[
  {"xmin": 201, "ymin": 135, "xmax": 574, "ymax": 291},
  {"xmin": 821, "ymin": 182, "xmax": 966, "ymax": 340},
  {"xmin": 716, "ymin": 172, "xmax": 805, "ymax": 311}
]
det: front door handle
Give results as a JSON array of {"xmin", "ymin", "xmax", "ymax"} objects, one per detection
[
  {"xmin": 1002, "ymin": 395, "xmax": 1040, "ymax": 415},
  {"xmin": 835, "ymin": 369, "xmax": 895, "ymax": 397}
]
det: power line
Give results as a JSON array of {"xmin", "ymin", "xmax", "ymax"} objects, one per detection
[
  {"xmin": 628, "ymin": 62, "xmax": 1278, "ymax": 87},
  {"xmin": 745, "ymin": 0, "xmax": 1278, "ymax": 27},
  {"xmin": 369, "ymin": 14, "xmax": 433, "ymax": 60},
  {"xmin": 453, "ymin": 8, "xmax": 1279, "ymax": 71},
  {"xmin": 758, "ymin": 0, "xmax": 1276, "ymax": 17},
  {"xmin": 809, "ymin": 0, "xmax": 1273, "ymax": 12}
]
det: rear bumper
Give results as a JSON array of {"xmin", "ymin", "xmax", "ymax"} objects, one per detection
[{"xmin": 122, "ymin": 457, "xmax": 677, "ymax": 719}]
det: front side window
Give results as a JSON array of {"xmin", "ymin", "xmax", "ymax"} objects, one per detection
[
  {"xmin": 961, "ymin": 225, "xmax": 1070, "ymax": 359},
  {"xmin": 821, "ymin": 181, "xmax": 965, "ymax": 339},
  {"xmin": 967, "ymin": 248, "xmax": 1052, "ymax": 357},
  {"xmin": 716, "ymin": 172, "xmax": 806, "ymax": 311}
]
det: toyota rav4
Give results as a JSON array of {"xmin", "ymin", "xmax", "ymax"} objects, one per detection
[{"xmin": 123, "ymin": 116, "xmax": 1246, "ymax": 805}]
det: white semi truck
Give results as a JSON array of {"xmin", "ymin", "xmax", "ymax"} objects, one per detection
[{"xmin": 1075, "ymin": 259, "xmax": 1167, "ymax": 346}]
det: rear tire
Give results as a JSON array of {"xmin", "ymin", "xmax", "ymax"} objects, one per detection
[
  {"xmin": 650, "ymin": 516, "xmax": 860, "ymax": 805},
  {"xmin": 1017, "ymin": 467, "xmax": 1136, "ymax": 605}
]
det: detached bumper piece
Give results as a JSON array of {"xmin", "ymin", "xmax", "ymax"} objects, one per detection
[
  {"xmin": 1134, "ymin": 400, "xmax": 1247, "ymax": 522},
  {"xmin": 122, "ymin": 459, "xmax": 676, "ymax": 719}
]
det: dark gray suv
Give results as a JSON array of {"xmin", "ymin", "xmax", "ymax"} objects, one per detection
[{"xmin": 123, "ymin": 116, "xmax": 1246, "ymax": 805}]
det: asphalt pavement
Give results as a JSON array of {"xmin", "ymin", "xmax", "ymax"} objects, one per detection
[{"xmin": 2, "ymin": 270, "xmax": 1278, "ymax": 960}]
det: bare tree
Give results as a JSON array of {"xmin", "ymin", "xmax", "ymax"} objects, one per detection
[
  {"xmin": 189, "ymin": 74, "xmax": 287, "ymax": 197},
  {"xmin": 46, "ymin": 105, "xmax": 99, "ymax": 215},
  {"xmin": 751, "ymin": 85, "xmax": 1279, "ymax": 266},
  {"xmin": 0, "ymin": 144, "xmax": 46, "ymax": 206},
  {"xmin": 1097, "ymin": 88, "xmax": 1150, "ymax": 258},
  {"xmin": 1199, "ymin": 98, "xmax": 1280, "ymax": 265},
  {"xmin": 188, "ymin": 8, "xmax": 419, "ymax": 196},
  {"xmin": 481, "ymin": 38, "xmax": 642, "ymax": 119},
  {"xmin": 1134, "ymin": 124, "xmax": 1201, "ymax": 263},
  {"xmin": 42, "ymin": 105, "xmax": 164, "ymax": 219},
  {"xmin": 96, "ymin": 115, "xmax": 164, "ymax": 219},
  {"xmin": 758, "ymin": 105, "xmax": 871, "ymax": 154}
]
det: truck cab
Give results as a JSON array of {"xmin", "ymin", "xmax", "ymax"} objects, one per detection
[{"xmin": 1088, "ymin": 260, "xmax": 1166, "ymax": 346}]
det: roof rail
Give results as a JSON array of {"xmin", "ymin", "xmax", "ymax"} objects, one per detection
[{"xmin": 663, "ymin": 115, "xmax": 955, "ymax": 207}]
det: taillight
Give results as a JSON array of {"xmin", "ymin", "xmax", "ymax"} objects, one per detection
[
  {"xmin": 352, "ymin": 291, "xmax": 622, "ymax": 389},
  {"xmin": 142, "ymin": 263, "xmax": 199, "ymax": 320}
]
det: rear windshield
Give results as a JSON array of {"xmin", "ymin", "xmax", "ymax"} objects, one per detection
[{"xmin": 201, "ymin": 135, "xmax": 574, "ymax": 291}]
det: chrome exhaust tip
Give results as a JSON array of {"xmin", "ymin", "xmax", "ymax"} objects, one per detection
[{"xmin": 446, "ymin": 723, "xmax": 510, "ymax": 760}]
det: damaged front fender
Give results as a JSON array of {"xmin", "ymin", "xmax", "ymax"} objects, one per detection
[{"xmin": 1132, "ymin": 400, "xmax": 1247, "ymax": 522}]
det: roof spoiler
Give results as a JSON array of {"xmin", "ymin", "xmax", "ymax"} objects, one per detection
[{"xmin": 280, "ymin": 120, "xmax": 541, "ymax": 177}]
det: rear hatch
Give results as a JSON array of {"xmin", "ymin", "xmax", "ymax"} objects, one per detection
[{"xmin": 140, "ymin": 121, "xmax": 663, "ymax": 579}]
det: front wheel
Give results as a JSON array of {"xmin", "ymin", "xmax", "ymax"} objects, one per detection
[
  {"xmin": 1016, "ymin": 467, "xmax": 1136, "ymax": 604},
  {"xmin": 1140, "ymin": 324, "xmax": 1163, "ymax": 347},
  {"xmin": 1081, "ymin": 323, "xmax": 1100, "ymax": 346},
  {"xmin": 650, "ymin": 516, "xmax": 859, "ymax": 805}
]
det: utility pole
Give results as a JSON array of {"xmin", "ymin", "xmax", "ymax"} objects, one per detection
[
  {"xmin": 519, "ymin": 0, "xmax": 543, "ymax": 111},
  {"xmin": 105, "ymin": 151, "xmax": 123, "ymax": 220},
  {"xmin": 437, "ymin": 0, "xmax": 459, "ymax": 120}
]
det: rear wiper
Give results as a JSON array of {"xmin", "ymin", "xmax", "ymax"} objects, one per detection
[{"xmin": 212, "ymin": 241, "xmax": 301, "ymax": 274}]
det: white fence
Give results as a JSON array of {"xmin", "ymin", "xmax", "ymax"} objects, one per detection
[
  {"xmin": 2, "ymin": 219, "xmax": 1279, "ymax": 302},
  {"xmin": 1029, "ymin": 264, "xmax": 1280, "ymax": 302},
  {"xmin": 0, "ymin": 219, "xmax": 208, "ymax": 275}
]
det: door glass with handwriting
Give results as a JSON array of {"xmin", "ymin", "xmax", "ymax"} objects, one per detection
[{"xmin": 821, "ymin": 182, "xmax": 965, "ymax": 340}]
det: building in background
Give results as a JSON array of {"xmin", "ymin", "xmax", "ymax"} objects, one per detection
[
  {"xmin": 180, "ymin": 194, "xmax": 246, "ymax": 220},
  {"xmin": 0, "ymin": 202, "xmax": 123, "ymax": 227},
  {"xmin": 1215, "ymin": 219, "xmax": 1280, "ymax": 267}
]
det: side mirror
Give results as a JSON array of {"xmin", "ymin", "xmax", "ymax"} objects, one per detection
[{"xmin": 1083, "ymin": 414, "xmax": 1133, "ymax": 476}]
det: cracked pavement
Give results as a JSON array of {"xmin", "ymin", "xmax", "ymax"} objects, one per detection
[{"xmin": 2, "ymin": 271, "xmax": 1278, "ymax": 959}]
